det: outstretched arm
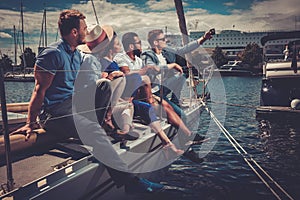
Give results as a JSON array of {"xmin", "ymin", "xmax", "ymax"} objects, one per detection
[{"xmin": 166, "ymin": 29, "xmax": 214, "ymax": 55}]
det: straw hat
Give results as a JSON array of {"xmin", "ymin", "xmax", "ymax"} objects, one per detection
[{"xmin": 78, "ymin": 24, "xmax": 114, "ymax": 54}]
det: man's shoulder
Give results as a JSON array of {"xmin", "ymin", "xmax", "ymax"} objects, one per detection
[
  {"xmin": 48, "ymin": 40, "xmax": 64, "ymax": 51},
  {"xmin": 81, "ymin": 53, "xmax": 98, "ymax": 64},
  {"xmin": 81, "ymin": 52, "xmax": 95, "ymax": 59},
  {"xmin": 141, "ymin": 49, "xmax": 156, "ymax": 58},
  {"xmin": 114, "ymin": 52, "xmax": 130, "ymax": 65},
  {"xmin": 141, "ymin": 49, "xmax": 154, "ymax": 55},
  {"xmin": 114, "ymin": 52, "xmax": 127, "ymax": 61},
  {"xmin": 38, "ymin": 41, "xmax": 63, "ymax": 57}
]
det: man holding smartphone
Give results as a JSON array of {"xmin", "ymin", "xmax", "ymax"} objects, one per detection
[{"xmin": 141, "ymin": 28, "xmax": 214, "ymax": 107}]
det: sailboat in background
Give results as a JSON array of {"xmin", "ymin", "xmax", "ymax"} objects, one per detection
[
  {"xmin": 3, "ymin": 2, "xmax": 34, "ymax": 82},
  {"xmin": 38, "ymin": 7, "xmax": 47, "ymax": 54}
]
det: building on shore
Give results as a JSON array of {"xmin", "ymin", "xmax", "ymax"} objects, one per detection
[{"xmin": 166, "ymin": 29, "xmax": 300, "ymax": 60}]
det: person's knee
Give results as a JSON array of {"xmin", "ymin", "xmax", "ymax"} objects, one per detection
[
  {"xmin": 111, "ymin": 76, "xmax": 126, "ymax": 89},
  {"xmin": 96, "ymin": 78, "xmax": 111, "ymax": 92},
  {"xmin": 162, "ymin": 100, "xmax": 174, "ymax": 110},
  {"xmin": 142, "ymin": 75, "xmax": 151, "ymax": 85}
]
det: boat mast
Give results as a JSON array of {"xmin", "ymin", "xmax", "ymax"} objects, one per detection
[
  {"xmin": 174, "ymin": 0, "xmax": 197, "ymax": 101},
  {"xmin": 174, "ymin": 0, "xmax": 189, "ymax": 44},
  {"xmin": 45, "ymin": 8, "xmax": 47, "ymax": 47},
  {"xmin": 13, "ymin": 25, "xmax": 17, "ymax": 74},
  {"xmin": 38, "ymin": 6, "xmax": 47, "ymax": 53},
  {"xmin": 21, "ymin": 0, "xmax": 24, "ymax": 54},
  {"xmin": 20, "ymin": 0, "xmax": 26, "ymax": 77}
]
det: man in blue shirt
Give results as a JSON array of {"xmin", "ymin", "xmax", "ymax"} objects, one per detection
[{"xmin": 13, "ymin": 10, "xmax": 87, "ymax": 138}]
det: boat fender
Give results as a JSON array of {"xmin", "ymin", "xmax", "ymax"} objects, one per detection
[{"xmin": 291, "ymin": 99, "xmax": 300, "ymax": 110}]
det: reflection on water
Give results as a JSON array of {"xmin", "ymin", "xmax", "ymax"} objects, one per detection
[
  {"xmin": 258, "ymin": 116, "xmax": 300, "ymax": 178},
  {"xmin": 164, "ymin": 77, "xmax": 300, "ymax": 200},
  {"xmin": 4, "ymin": 82, "xmax": 34, "ymax": 103}
]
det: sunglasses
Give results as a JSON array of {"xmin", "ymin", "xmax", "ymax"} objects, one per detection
[
  {"xmin": 156, "ymin": 37, "xmax": 166, "ymax": 42},
  {"xmin": 133, "ymin": 40, "xmax": 142, "ymax": 45}
]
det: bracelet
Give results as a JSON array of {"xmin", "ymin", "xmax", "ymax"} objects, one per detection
[{"xmin": 26, "ymin": 121, "xmax": 40, "ymax": 127}]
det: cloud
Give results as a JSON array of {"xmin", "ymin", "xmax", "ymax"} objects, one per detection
[
  {"xmin": 185, "ymin": 0, "xmax": 300, "ymax": 32},
  {"xmin": 0, "ymin": 0, "xmax": 299, "ymax": 51},
  {"xmin": 145, "ymin": 0, "xmax": 188, "ymax": 11},
  {"xmin": 223, "ymin": 2, "xmax": 235, "ymax": 7},
  {"xmin": 0, "ymin": 32, "xmax": 12, "ymax": 38},
  {"xmin": 229, "ymin": 0, "xmax": 300, "ymax": 31}
]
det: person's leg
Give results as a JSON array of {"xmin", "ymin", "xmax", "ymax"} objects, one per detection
[
  {"xmin": 122, "ymin": 73, "xmax": 142, "ymax": 99},
  {"xmin": 139, "ymin": 75, "xmax": 155, "ymax": 103},
  {"xmin": 112, "ymin": 99, "xmax": 134, "ymax": 134},
  {"xmin": 149, "ymin": 120, "xmax": 183, "ymax": 156},
  {"xmin": 41, "ymin": 97, "xmax": 77, "ymax": 139},
  {"xmin": 110, "ymin": 77, "xmax": 126, "ymax": 107},
  {"xmin": 163, "ymin": 98, "xmax": 187, "ymax": 123},
  {"xmin": 132, "ymin": 100, "xmax": 158, "ymax": 125},
  {"xmin": 132, "ymin": 100, "xmax": 183, "ymax": 154},
  {"xmin": 163, "ymin": 74, "xmax": 186, "ymax": 105},
  {"xmin": 160, "ymin": 99, "xmax": 191, "ymax": 136},
  {"xmin": 95, "ymin": 79, "xmax": 113, "ymax": 125}
]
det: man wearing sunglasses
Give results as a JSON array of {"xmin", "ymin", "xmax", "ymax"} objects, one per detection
[{"xmin": 142, "ymin": 29, "xmax": 213, "ymax": 107}]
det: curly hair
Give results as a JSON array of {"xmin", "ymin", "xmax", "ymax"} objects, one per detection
[{"xmin": 58, "ymin": 9, "xmax": 86, "ymax": 36}]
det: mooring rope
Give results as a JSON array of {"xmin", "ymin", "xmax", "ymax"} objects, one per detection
[{"xmin": 201, "ymin": 100, "xmax": 294, "ymax": 200}]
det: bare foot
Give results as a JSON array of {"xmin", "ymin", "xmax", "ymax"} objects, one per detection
[{"xmin": 163, "ymin": 142, "xmax": 184, "ymax": 155}]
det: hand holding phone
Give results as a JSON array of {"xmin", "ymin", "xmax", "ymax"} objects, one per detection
[
  {"xmin": 202, "ymin": 28, "xmax": 215, "ymax": 41},
  {"xmin": 209, "ymin": 28, "xmax": 215, "ymax": 35}
]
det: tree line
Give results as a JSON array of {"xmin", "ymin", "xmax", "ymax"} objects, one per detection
[
  {"xmin": 0, "ymin": 47, "xmax": 36, "ymax": 75},
  {"xmin": 211, "ymin": 42, "xmax": 263, "ymax": 69},
  {"xmin": 0, "ymin": 43, "xmax": 263, "ymax": 75}
]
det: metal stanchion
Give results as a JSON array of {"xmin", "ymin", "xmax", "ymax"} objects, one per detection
[{"xmin": 0, "ymin": 67, "xmax": 14, "ymax": 191}]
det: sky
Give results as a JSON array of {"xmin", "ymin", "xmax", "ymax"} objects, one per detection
[{"xmin": 0, "ymin": 0, "xmax": 299, "ymax": 57}]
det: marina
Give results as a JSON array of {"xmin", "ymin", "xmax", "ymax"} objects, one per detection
[{"xmin": 1, "ymin": 0, "xmax": 300, "ymax": 199}]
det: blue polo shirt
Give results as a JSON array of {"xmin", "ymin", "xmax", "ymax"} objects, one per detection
[{"xmin": 36, "ymin": 39, "xmax": 82, "ymax": 109}]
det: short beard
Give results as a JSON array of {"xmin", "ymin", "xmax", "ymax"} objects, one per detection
[
  {"xmin": 77, "ymin": 33, "xmax": 86, "ymax": 45},
  {"xmin": 133, "ymin": 49, "xmax": 141, "ymax": 57}
]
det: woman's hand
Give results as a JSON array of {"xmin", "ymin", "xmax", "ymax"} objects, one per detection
[{"xmin": 108, "ymin": 71, "xmax": 124, "ymax": 80}]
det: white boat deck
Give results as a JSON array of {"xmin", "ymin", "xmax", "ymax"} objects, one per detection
[
  {"xmin": 0, "ymin": 97, "xmax": 204, "ymax": 199},
  {"xmin": 265, "ymin": 61, "xmax": 300, "ymax": 78}
]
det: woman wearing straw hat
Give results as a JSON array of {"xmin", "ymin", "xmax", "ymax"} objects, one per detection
[{"xmin": 78, "ymin": 24, "xmax": 138, "ymax": 142}]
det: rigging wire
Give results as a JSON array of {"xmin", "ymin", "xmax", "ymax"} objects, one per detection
[
  {"xmin": 201, "ymin": 100, "xmax": 294, "ymax": 200},
  {"xmin": 91, "ymin": 0, "xmax": 99, "ymax": 25}
]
